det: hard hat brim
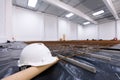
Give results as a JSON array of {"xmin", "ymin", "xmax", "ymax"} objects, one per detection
[{"xmin": 18, "ymin": 57, "xmax": 58, "ymax": 67}]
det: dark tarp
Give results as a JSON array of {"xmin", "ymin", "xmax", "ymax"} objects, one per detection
[
  {"xmin": 32, "ymin": 56, "xmax": 120, "ymax": 80},
  {"xmin": 0, "ymin": 41, "xmax": 27, "ymax": 79},
  {"xmin": 0, "ymin": 42, "xmax": 120, "ymax": 80}
]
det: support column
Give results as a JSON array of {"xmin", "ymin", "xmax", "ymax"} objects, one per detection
[{"xmin": 115, "ymin": 20, "xmax": 117, "ymax": 39}]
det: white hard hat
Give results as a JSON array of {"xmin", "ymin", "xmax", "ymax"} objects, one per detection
[{"xmin": 18, "ymin": 43, "xmax": 58, "ymax": 67}]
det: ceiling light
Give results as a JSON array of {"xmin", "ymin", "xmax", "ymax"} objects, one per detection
[
  {"xmin": 65, "ymin": 13, "xmax": 74, "ymax": 18},
  {"xmin": 28, "ymin": 0, "xmax": 38, "ymax": 7},
  {"xmin": 83, "ymin": 22, "xmax": 90, "ymax": 25},
  {"xmin": 92, "ymin": 10, "xmax": 104, "ymax": 16}
]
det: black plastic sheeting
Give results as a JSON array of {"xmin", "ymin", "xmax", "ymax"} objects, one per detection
[
  {"xmin": 32, "ymin": 56, "xmax": 120, "ymax": 80},
  {"xmin": 0, "ymin": 41, "xmax": 27, "ymax": 79},
  {"xmin": 101, "ymin": 48, "xmax": 120, "ymax": 51},
  {"xmin": 0, "ymin": 42, "xmax": 120, "ymax": 80}
]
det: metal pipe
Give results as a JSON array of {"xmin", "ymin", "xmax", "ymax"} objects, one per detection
[
  {"xmin": 86, "ymin": 53, "xmax": 111, "ymax": 61},
  {"xmin": 56, "ymin": 54, "xmax": 96, "ymax": 73},
  {"xmin": 77, "ymin": 51, "xmax": 111, "ymax": 61}
]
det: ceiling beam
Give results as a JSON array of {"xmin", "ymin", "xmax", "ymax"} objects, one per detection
[
  {"xmin": 102, "ymin": 0, "xmax": 119, "ymax": 20},
  {"xmin": 43, "ymin": 0, "xmax": 97, "ymax": 24}
]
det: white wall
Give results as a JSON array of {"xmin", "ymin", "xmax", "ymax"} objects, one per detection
[
  {"xmin": 0, "ymin": 0, "xmax": 12, "ymax": 43},
  {"xmin": 98, "ymin": 21, "xmax": 116, "ymax": 40},
  {"xmin": 83, "ymin": 24, "xmax": 98, "ymax": 40},
  {"xmin": 78, "ymin": 20, "xmax": 120, "ymax": 40},
  {"xmin": 13, "ymin": 7, "xmax": 44, "ymax": 41},
  {"xmin": 58, "ymin": 19, "xmax": 69, "ymax": 40},
  {"xmin": 117, "ymin": 20, "xmax": 120, "ymax": 39},
  {"xmin": 0, "ymin": 0, "xmax": 5, "ymax": 37},
  {"xmin": 44, "ymin": 14, "xmax": 58, "ymax": 41},
  {"xmin": 67, "ymin": 21, "xmax": 78, "ymax": 40},
  {"xmin": 13, "ymin": 6, "xmax": 79, "ymax": 41},
  {"xmin": 78, "ymin": 25, "xmax": 84, "ymax": 40},
  {"xmin": 0, "ymin": 0, "xmax": 6, "ymax": 43},
  {"xmin": 11, "ymin": 5, "xmax": 120, "ymax": 41},
  {"xmin": 78, "ymin": 24, "xmax": 98, "ymax": 40},
  {"xmin": 58, "ymin": 19, "xmax": 78, "ymax": 40},
  {"xmin": 6, "ymin": 0, "xmax": 13, "ymax": 40}
]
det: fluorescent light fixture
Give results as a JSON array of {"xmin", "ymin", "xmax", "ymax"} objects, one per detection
[
  {"xmin": 83, "ymin": 22, "xmax": 90, "ymax": 25},
  {"xmin": 28, "ymin": 0, "xmax": 38, "ymax": 7},
  {"xmin": 92, "ymin": 10, "xmax": 104, "ymax": 16},
  {"xmin": 65, "ymin": 13, "xmax": 74, "ymax": 18}
]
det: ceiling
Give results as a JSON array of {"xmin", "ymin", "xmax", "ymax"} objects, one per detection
[
  {"xmin": 112, "ymin": 0, "xmax": 120, "ymax": 16},
  {"xmin": 12, "ymin": 0, "xmax": 120, "ymax": 25}
]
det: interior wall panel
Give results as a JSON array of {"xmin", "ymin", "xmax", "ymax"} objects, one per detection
[
  {"xmin": 84, "ymin": 24, "xmax": 98, "ymax": 40},
  {"xmin": 0, "ymin": 0, "xmax": 6, "ymax": 43},
  {"xmin": 78, "ymin": 24, "xmax": 98, "ymax": 40},
  {"xmin": 13, "ymin": 6, "xmax": 44, "ymax": 41},
  {"xmin": 58, "ymin": 19, "xmax": 69, "ymax": 40},
  {"xmin": 44, "ymin": 14, "xmax": 58, "ymax": 41},
  {"xmin": 58, "ymin": 19, "xmax": 78, "ymax": 40},
  {"xmin": 98, "ymin": 21, "xmax": 115, "ymax": 40},
  {"xmin": 117, "ymin": 20, "xmax": 120, "ymax": 40},
  {"xmin": 78, "ymin": 25, "xmax": 85, "ymax": 40},
  {"xmin": 68, "ymin": 22, "xmax": 78, "ymax": 40},
  {"xmin": 6, "ymin": 0, "xmax": 13, "ymax": 41}
]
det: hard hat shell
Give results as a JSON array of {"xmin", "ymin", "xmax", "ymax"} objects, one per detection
[{"xmin": 18, "ymin": 43, "xmax": 58, "ymax": 67}]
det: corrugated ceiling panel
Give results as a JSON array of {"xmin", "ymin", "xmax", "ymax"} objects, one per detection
[
  {"xmin": 15, "ymin": 0, "xmax": 28, "ymax": 7},
  {"xmin": 45, "ymin": 5, "xmax": 67, "ymax": 16},
  {"xmin": 66, "ymin": 0, "xmax": 84, "ymax": 7},
  {"xmin": 37, "ymin": 1, "xmax": 50, "ymax": 12}
]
